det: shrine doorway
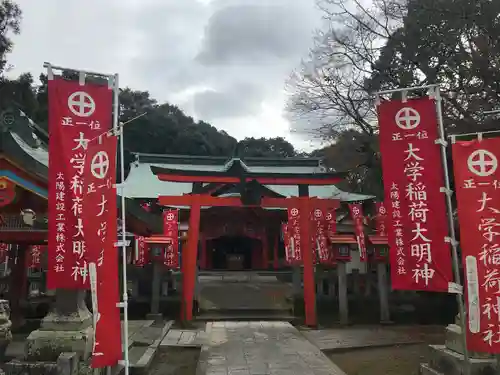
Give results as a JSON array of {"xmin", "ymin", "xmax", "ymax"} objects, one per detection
[{"xmin": 209, "ymin": 236, "xmax": 258, "ymax": 270}]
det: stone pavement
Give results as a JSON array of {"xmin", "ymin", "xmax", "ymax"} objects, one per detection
[
  {"xmin": 198, "ymin": 274, "xmax": 292, "ymax": 312},
  {"xmin": 196, "ymin": 321, "xmax": 346, "ymax": 375},
  {"xmin": 160, "ymin": 328, "xmax": 208, "ymax": 347},
  {"xmin": 302, "ymin": 327, "xmax": 421, "ymax": 351}
]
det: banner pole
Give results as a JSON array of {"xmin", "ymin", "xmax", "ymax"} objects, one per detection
[
  {"xmin": 433, "ymin": 87, "xmax": 471, "ymax": 375},
  {"xmin": 114, "ymin": 73, "xmax": 130, "ymax": 375}
]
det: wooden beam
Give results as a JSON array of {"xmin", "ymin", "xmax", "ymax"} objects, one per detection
[
  {"xmin": 155, "ymin": 173, "xmax": 343, "ymax": 185},
  {"xmin": 158, "ymin": 195, "xmax": 340, "ymax": 209}
]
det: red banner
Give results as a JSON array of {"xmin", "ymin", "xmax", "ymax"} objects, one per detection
[
  {"xmin": 81, "ymin": 134, "xmax": 121, "ymax": 368},
  {"xmin": 325, "ymin": 210, "xmax": 336, "ymax": 240},
  {"xmin": 282, "ymin": 223, "xmax": 292, "ymax": 264},
  {"xmin": 378, "ymin": 97, "xmax": 452, "ymax": 291},
  {"xmin": 0, "ymin": 244, "xmax": 9, "ymax": 264},
  {"xmin": 28, "ymin": 245, "xmax": 42, "ymax": 269},
  {"xmin": 163, "ymin": 210, "xmax": 179, "ymax": 268},
  {"xmin": 348, "ymin": 203, "xmax": 367, "ymax": 261},
  {"xmin": 134, "ymin": 236, "xmax": 148, "ymax": 267},
  {"xmin": 452, "ymin": 137, "xmax": 500, "ymax": 352},
  {"xmin": 48, "ymin": 77, "xmax": 112, "ymax": 290},
  {"xmin": 311, "ymin": 208, "xmax": 330, "ymax": 263},
  {"xmin": 375, "ymin": 202, "xmax": 388, "ymax": 237},
  {"xmin": 287, "ymin": 207, "xmax": 302, "ymax": 264}
]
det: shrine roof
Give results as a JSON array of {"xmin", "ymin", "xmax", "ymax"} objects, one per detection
[
  {"xmin": 122, "ymin": 152, "xmax": 374, "ymax": 202},
  {"xmin": 134, "ymin": 152, "xmax": 324, "ymax": 166},
  {"xmin": 0, "ymin": 109, "xmax": 49, "ymax": 197},
  {"xmin": 0, "ymin": 109, "xmax": 48, "ymax": 168}
]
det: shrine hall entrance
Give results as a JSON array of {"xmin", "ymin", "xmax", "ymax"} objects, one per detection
[{"xmin": 209, "ymin": 236, "xmax": 260, "ymax": 270}]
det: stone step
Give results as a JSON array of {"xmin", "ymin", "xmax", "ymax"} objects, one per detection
[
  {"xmin": 198, "ymin": 281, "xmax": 293, "ymax": 312},
  {"xmin": 428, "ymin": 344, "xmax": 496, "ymax": 375},
  {"xmin": 127, "ymin": 320, "xmax": 173, "ymax": 375},
  {"xmin": 160, "ymin": 329, "xmax": 208, "ymax": 348},
  {"xmin": 196, "ymin": 310, "xmax": 295, "ymax": 322},
  {"xmin": 420, "ymin": 362, "xmax": 443, "ymax": 375},
  {"xmin": 129, "ymin": 346, "xmax": 156, "ymax": 375}
]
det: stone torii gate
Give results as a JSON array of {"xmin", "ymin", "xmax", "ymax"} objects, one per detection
[{"xmin": 151, "ymin": 163, "xmax": 344, "ymax": 326}]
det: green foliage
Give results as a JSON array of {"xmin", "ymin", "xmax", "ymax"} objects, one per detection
[
  {"xmin": 5, "ymin": 73, "xmax": 297, "ymax": 159},
  {"xmin": 236, "ymin": 137, "xmax": 296, "ymax": 158},
  {"xmin": 0, "ymin": 0, "xmax": 21, "ymax": 74}
]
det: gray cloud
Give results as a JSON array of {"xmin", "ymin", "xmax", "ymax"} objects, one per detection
[
  {"xmin": 197, "ymin": 2, "xmax": 314, "ymax": 65},
  {"xmin": 8, "ymin": 0, "xmax": 323, "ymax": 146},
  {"xmin": 193, "ymin": 82, "xmax": 262, "ymax": 120}
]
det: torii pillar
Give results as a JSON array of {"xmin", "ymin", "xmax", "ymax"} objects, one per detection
[
  {"xmin": 298, "ymin": 196, "xmax": 316, "ymax": 326},
  {"xmin": 181, "ymin": 194, "xmax": 201, "ymax": 321},
  {"xmin": 160, "ymin": 194, "xmax": 336, "ymax": 326}
]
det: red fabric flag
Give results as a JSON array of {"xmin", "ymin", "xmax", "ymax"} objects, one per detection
[
  {"xmin": 28, "ymin": 245, "xmax": 42, "ymax": 269},
  {"xmin": 325, "ymin": 210, "xmax": 337, "ymax": 240},
  {"xmin": 82, "ymin": 134, "xmax": 121, "ymax": 368},
  {"xmin": 282, "ymin": 223, "xmax": 293, "ymax": 265},
  {"xmin": 163, "ymin": 209, "xmax": 179, "ymax": 268},
  {"xmin": 48, "ymin": 77, "xmax": 112, "ymax": 290},
  {"xmin": 348, "ymin": 203, "xmax": 367, "ymax": 262},
  {"xmin": 375, "ymin": 202, "xmax": 388, "ymax": 237},
  {"xmin": 0, "ymin": 244, "xmax": 9, "ymax": 264},
  {"xmin": 134, "ymin": 236, "xmax": 148, "ymax": 267},
  {"xmin": 452, "ymin": 137, "xmax": 500, "ymax": 352},
  {"xmin": 287, "ymin": 206, "xmax": 302, "ymax": 264},
  {"xmin": 324, "ymin": 210, "xmax": 337, "ymax": 265},
  {"xmin": 378, "ymin": 97, "xmax": 452, "ymax": 291},
  {"xmin": 311, "ymin": 207, "xmax": 330, "ymax": 264}
]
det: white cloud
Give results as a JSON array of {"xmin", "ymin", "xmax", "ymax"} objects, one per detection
[{"xmin": 7, "ymin": 0, "xmax": 323, "ymax": 146}]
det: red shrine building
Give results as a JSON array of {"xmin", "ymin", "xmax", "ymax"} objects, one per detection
[
  {"xmin": 122, "ymin": 153, "xmax": 374, "ymax": 270},
  {"xmin": 121, "ymin": 153, "xmax": 390, "ymax": 325},
  {"xmin": 0, "ymin": 107, "xmax": 391, "ymax": 327}
]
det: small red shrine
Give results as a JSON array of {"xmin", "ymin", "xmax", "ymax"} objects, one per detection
[{"xmin": 122, "ymin": 153, "xmax": 380, "ymax": 325}]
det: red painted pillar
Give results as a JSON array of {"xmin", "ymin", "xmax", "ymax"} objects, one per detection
[
  {"xmin": 273, "ymin": 233, "xmax": 279, "ymax": 269},
  {"xmin": 182, "ymin": 194, "xmax": 201, "ymax": 321},
  {"xmin": 200, "ymin": 236, "xmax": 207, "ymax": 270},
  {"xmin": 262, "ymin": 233, "xmax": 269, "ymax": 269},
  {"xmin": 299, "ymin": 197, "xmax": 317, "ymax": 327}
]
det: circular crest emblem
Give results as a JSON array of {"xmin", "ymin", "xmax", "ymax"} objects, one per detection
[{"xmin": 395, "ymin": 107, "xmax": 420, "ymax": 130}]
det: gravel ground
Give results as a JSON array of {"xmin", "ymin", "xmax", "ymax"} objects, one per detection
[
  {"xmin": 148, "ymin": 348, "xmax": 200, "ymax": 375},
  {"xmin": 327, "ymin": 326, "xmax": 445, "ymax": 375},
  {"xmin": 329, "ymin": 344, "xmax": 429, "ymax": 375}
]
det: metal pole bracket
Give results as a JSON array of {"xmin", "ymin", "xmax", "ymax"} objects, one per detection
[
  {"xmin": 440, "ymin": 187, "xmax": 453, "ymax": 196},
  {"xmin": 435, "ymin": 138, "xmax": 448, "ymax": 147},
  {"xmin": 445, "ymin": 236, "xmax": 459, "ymax": 247}
]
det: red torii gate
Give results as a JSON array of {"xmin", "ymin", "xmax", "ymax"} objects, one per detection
[{"xmin": 153, "ymin": 164, "xmax": 343, "ymax": 326}]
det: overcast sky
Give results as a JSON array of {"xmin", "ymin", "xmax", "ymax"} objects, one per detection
[{"xmin": 7, "ymin": 0, "xmax": 325, "ymax": 150}]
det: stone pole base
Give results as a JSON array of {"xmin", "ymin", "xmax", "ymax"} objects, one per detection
[
  {"xmin": 25, "ymin": 289, "xmax": 94, "ymax": 362},
  {"xmin": 0, "ymin": 299, "xmax": 12, "ymax": 362},
  {"xmin": 420, "ymin": 314, "xmax": 496, "ymax": 375}
]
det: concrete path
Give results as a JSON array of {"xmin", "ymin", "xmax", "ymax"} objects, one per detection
[{"xmin": 196, "ymin": 321, "xmax": 346, "ymax": 375}]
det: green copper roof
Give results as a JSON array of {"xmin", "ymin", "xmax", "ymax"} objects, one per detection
[{"xmin": 121, "ymin": 154, "xmax": 374, "ymax": 202}]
